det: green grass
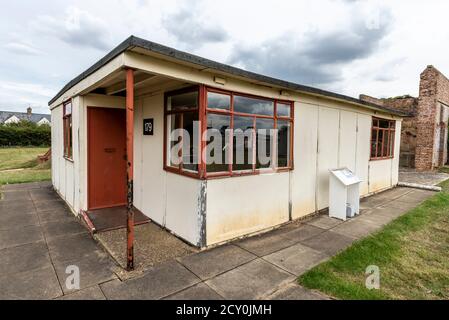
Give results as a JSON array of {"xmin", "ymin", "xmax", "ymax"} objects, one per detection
[
  {"xmin": 0, "ymin": 146, "xmax": 49, "ymax": 171},
  {"xmin": 0, "ymin": 147, "xmax": 51, "ymax": 186},
  {"xmin": 439, "ymin": 166, "xmax": 449, "ymax": 174},
  {"xmin": 299, "ymin": 179, "xmax": 449, "ymax": 300}
]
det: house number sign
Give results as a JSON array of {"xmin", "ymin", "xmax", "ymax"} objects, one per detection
[{"xmin": 143, "ymin": 118, "xmax": 154, "ymax": 136}]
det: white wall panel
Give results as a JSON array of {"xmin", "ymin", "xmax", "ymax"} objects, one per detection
[
  {"xmin": 356, "ymin": 114, "xmax": 372, "ymax": 196},
  {"xmin": 338, "ymin": 110, "xmax": 357, "ymax": 171},
  {"xmin": 291, "ymin": 102, "xmax": 318, "ymax": 219},
  {"xmin": 207, "ymin": 173, "xmax": 290, "ymax": 246},
  {"xmin": 316, "ymin": 107, "xmax": 340, "ymax": 210}
]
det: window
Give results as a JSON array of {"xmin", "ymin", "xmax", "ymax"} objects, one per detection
[
  {"xmin": 370, "ymin": 117, "xmax": 396, "ymax": 160},
  {"xmin": 164, "ymin": 86, "xmax": 294, "ymax": 179},
  {"xmin": 165, "ymin": 87, "xmax": 199, "ymax": 175},
  {"xmin": 63, "ymin": 100, "xmax": 73, "ymax": 159},
  {"xmin": 205, "ymin": 89, "xmax": 294, "ymax": 177}
]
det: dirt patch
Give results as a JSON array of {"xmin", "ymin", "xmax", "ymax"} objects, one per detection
[{"xmin": 95, "ymin": 222, "xmax": 198, "ymax": 280}]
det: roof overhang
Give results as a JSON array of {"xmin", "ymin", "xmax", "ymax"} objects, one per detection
[{"xmin": 48, "ymin": 36, "xmax": 409, "ymax": 118}]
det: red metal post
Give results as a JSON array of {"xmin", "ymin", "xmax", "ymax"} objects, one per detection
[{"xmin": 126, "ymin": 68, "xmax": 135, "ymax": 270}]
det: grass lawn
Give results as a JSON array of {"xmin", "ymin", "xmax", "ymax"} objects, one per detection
[
  {"xmin": 0, "ymin": 147, "xmax": 51, "ymax": 186},
  {"xmin": 299, "ymin": 179, "xmax": 449, "ymax": 300},
  {"xmin": 439, "ymin": 166, "xmax": 449, "ymax": 174}
]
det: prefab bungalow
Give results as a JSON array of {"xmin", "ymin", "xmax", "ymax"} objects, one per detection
[{"xmin": 49, "ymin": 36, "xmax": 406, "ymax": 249}]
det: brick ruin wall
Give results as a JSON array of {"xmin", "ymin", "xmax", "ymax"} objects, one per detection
[
  {"xmin": 360, "ymin": 66, "xmax": 449, "ymax": 171},
  {"xmin": 359, "ymin": 95, "xmax": 418, "ymax": 168},
  {"xmin": 415, "ymin": 66, "xmax": 449, "ymax": 170}
]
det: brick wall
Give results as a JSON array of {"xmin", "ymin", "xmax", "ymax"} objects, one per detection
[
  {"xmin": 359, "ymin": 94, "xmax": 418, "ymax": 168},
  {"xmin": 415, "ymin": 66, "xmax": 449, "ymax": 171},
  {"xmin": 361, "ymin": 66, "xmax": 449, "ymax": 171}
]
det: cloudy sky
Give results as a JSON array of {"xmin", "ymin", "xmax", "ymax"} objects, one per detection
[{"xmin": 1, "ymin": 0, "xmax": 449, "ymax": 114}]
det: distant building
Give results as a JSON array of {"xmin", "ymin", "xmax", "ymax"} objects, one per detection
[
  {"xmin": 360, "ymin": 65, "xmax": 449, "ymax": 171},
  {"xmin": 0, "ymin": 107, "xmax": 51, "ymax": 126}
]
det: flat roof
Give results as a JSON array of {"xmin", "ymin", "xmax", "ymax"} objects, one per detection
[{"xmin": 48, "ymin": 35, "xmax": 408, "ymax": 117}]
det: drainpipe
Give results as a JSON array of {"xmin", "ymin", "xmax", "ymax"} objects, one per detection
[{"xmin": 126, "ymin": 68, "xmax": 135, "ymax": 270}]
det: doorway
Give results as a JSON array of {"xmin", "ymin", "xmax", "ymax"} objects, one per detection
[{"xmin": 88, "ymin": 107, "xmax": 127, "ymax": 210}]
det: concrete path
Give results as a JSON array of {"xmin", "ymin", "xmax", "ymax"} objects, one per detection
[
  {"xmin": 399, "ymin": 168, "xmax": 449, "ymax": 186},
  {"xmin": 0, "ymin": 182, "xmax": 436, "ymax": 300}
]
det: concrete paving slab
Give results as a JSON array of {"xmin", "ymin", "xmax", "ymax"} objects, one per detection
[
  {"xmin": 206, "ymin": 259, "xmax": 295, "ymax": 300},
  {"xmin": 1, "ymin": 190, "xmax": 31, "ymax": 201},
  {"xmin": 0, "ymin": 211, "xmax": 39, "ymax": 230},
  {"xmin": 399, "ymin": 169, "xmax": 449, "ymax": 186},
  {"xmin": 47, "ymin": 233, "xmax": 103, "ymax": 263},
  {"xmin": 0, "ymin": 242, "xmax": 51, "ymax": 275},
  {"xmin": 395, "ymin": 190, "xmax": 436, "ymax": 204},
  {"xmin": 281, "ymin": 224, "xmax": 326, "ymax": 243},
  {"xmin": 29, "ymin": 189, "xmax": 60, "ymax": 201},
  {"xmin": 54, "ymin": 253, "xmax": 117, "ymax": 294},
  {"xmin": 0, "ymin": 266, "xmax": 62, "ymax": 300},
  {"xmin": 57, "ymin": 285, "xmax": 106, "ymax": 300},
  {"xmin": 34, "ymin": 199, "xmax": 68, "ymax": 212},
  {"xmin": 0, "ymin": 201, "xmax": 36, "ymax": 212},
  {"xmin": 179, "ymin": 244, "xmax": 256, "ymax": 280},
  {"xmin": 235, "ymin": 232, "xmax": 298, "ymax": 257},
  {"xmin": 300, "ymin": 231, "xmax": 355, "ymax": 256},
  {"xmin": 263, "ymin": 243, "xmax": 328, "ymax": 276},
  {"xmin": 101, "ymin": 260, "xmax": 200, "ymax": 300},
  {"xmin": 306, "ymin": 215, "xmax": 343, "ymax": 230},
  {"xmin": 41, "ymin": 220, "xmax": 87, "ymax": 240},
  {"xmin": 267, "ymin": 283, "xmax": 329, "ymax": 300},
  {"xmin": 0, "ymin": 225, "xmax": 44, "ymax": 250},
  {"xmin": 37, "ymin": 209, "xmax": 74, "ymax": 223},
  {"xmin": 1, "ymin": 182, "xmax": 42, "ymax": 191},
  {"xmin": 331, "ymin": 218, "xmax": 381, "ymax": 239},
  {"xmin": 356, "ymin": 210, "xmax": 396, "ymax": 226},
  {"xmin": 164, "ymin": 283, "xmax": 223, "ymax": 300}
]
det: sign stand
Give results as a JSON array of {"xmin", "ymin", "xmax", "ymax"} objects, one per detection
[{"xmin": 329, "ymin": 168, "xmax": 362, "ymax": 221}]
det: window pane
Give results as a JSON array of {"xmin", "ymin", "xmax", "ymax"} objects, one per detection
[
  {"xmin": 65, "ymin": 102, "xmax": 72, "ymax": 115},
  {"xmin": 277, "ymin": 120, "xmax": 291, "ymax": 167},
  {"xmin": 207, "ymin": 92, "xmax": 230, "ymax": 110},
  {"xmin": 233, "ymin": 116, "xmax": 254, "ymax": 171},
  {"xmin": 234, "ymin": 95, "xmax": 274, "ymax": 116},
  {"xmin": 379, "ymin": 119, "xmax": 390, "ymax": 128},
  {"xmin": 383, "ymin": 130, "xmax": 389, "ymax": 157},
  {"xmin": 182, "ymin": 112, "xmax": 198, "ymax": 172},
  {"xmin": 390, "ymin": 131, "xmax": 395, "ymax": 157},
  {"xmin": 371, "ymin": 129, "xmax": 378, "ymax": 158},
  {"xmin": 167, "ymin": 91, "xmax": 198, "ymax": 111},
  {"xmin": 277, "ymin": 103, "xmax": 291, "ymax": 117},
  {"xmin": 377, "ymin": 130, "xmax": 384, "ymax": 157},
  {"xmin": 256, "ymin": 118, "xmax": 274, "ymax": 169},
  {"xmin": 167, "ymin": 114, "xmax": 182, "ymax": 167},
  {"xmin": 206, "ymin": 114, "xmax": 231, "ymax": 172}
]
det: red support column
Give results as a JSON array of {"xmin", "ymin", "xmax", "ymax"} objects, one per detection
[{"xmin": 126, "ymin": 68, "xmax": 135, "ymax": 270}]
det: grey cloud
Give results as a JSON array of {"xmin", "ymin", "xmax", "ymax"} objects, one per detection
[
  {"xmin": 228, "ymin": 9, "xmax": 392, "ymax": 87},
  {"xmin": 4, "ymin": 42, "xmax": 42, "ymax": 56},
  {"xmin": 33, "ymin": 7, "xmax": 111, "ymax": 51},
  {"xmin": 162, "ymin": 6, "xmax": 228, "ymax": 47}
]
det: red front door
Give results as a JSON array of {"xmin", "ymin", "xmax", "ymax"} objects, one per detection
[{"xmin": 88, "ymin": 107, "xmax": 127, "ymax": 210}]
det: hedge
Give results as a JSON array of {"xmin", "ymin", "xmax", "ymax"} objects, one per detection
[{"xmin": 0, "ymin": 125, "xmax": 51, "ymax": 147}]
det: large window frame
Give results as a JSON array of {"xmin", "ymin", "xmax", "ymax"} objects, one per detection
[
  {"xmin": 163, "ymin": 86, "xmax": 200, "ymax": 178},
  {"xmin": 163, "ymin": 85, "xmax": 294, "ymax": 179},
  {"xmin": 63, "ymin": 100, "xmax": 73, "ymax": 160},
  {"xmin": 203, "ymin": 87, "xmax": 294, "ymax": 179},
  {"xmin": 370, "ymin": 117, "xmax": 396, "ymax": 160}
]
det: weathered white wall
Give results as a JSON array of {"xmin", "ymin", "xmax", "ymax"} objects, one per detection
[
  {"xmin": 133, "ymin": 93, "xmax": 202, "ymax": 246},
  {"xmin": 51, "ymin": 97, "xmax": 80, "ymax": 213},
  {"xmin": 206, "ymin": 173, "xmax": 290, "ymax": 246}
]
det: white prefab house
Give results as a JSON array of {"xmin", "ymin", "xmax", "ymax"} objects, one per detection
[{"xmin": 49, "ymin": 36, "xmax": 406, "ymax": 248}]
